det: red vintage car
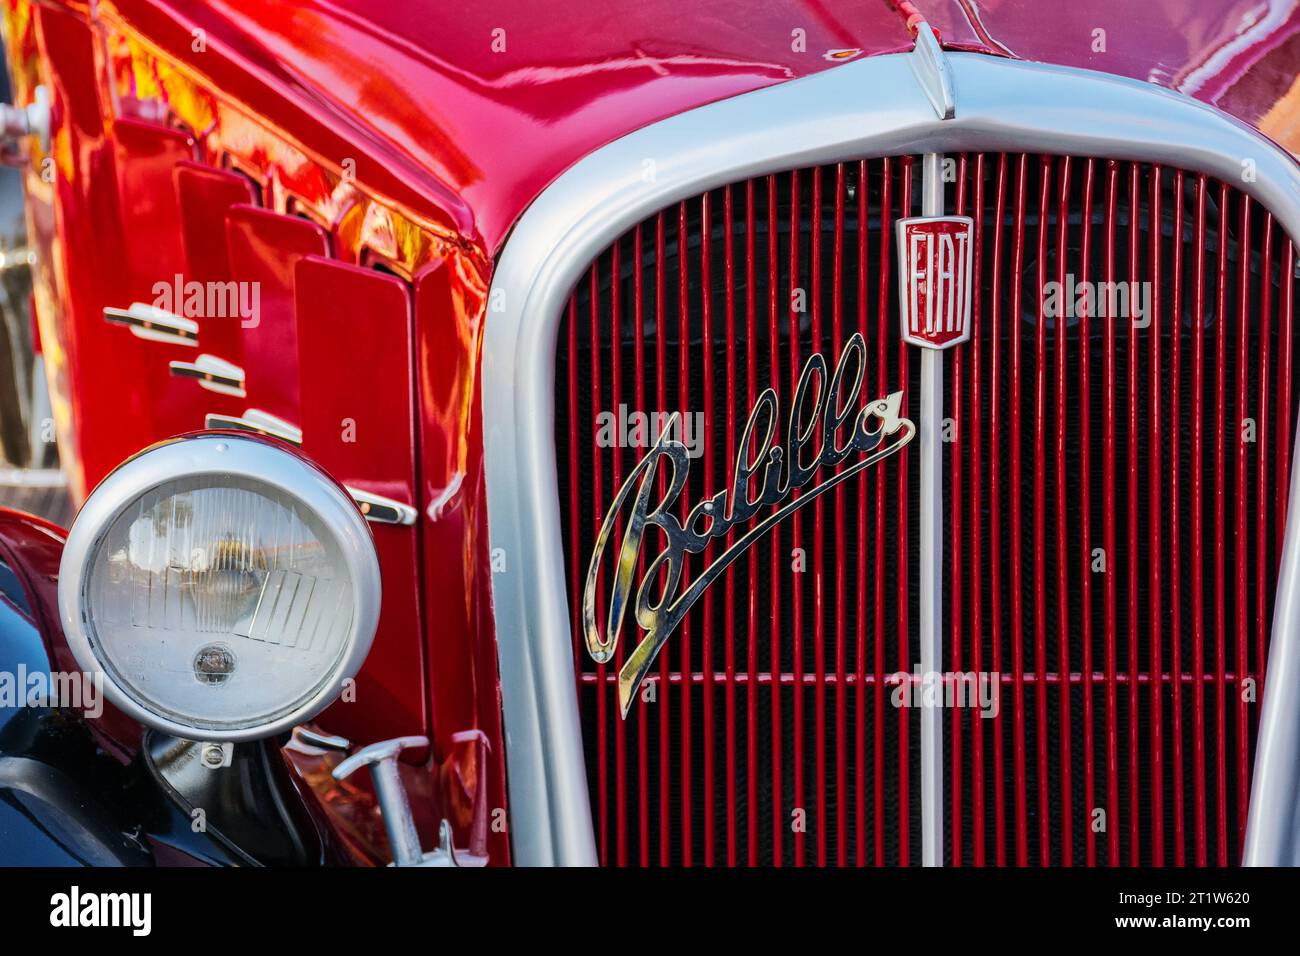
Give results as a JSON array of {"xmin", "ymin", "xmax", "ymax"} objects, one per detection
[{"xmin": 0, "ymin": 0, "xmax": 1299, "ymax": 872}]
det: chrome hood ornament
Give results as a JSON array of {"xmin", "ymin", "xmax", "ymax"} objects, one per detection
[{"xmin": 582, "ymin": 331, "xmax": 915, "ymax": 717}]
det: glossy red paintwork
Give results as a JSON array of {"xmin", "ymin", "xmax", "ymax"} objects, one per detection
[
  {"xmin": 88, "ymin": 0, "xmax": 1300, "ymax": 256},
  {"xmin": 225, "ymin": 204, "xmax": 329, "ymax": 421},
  {"xmin": 295, "ymin": 256, "xmax": 427, "ymax": 743},
  {"xmin": 175, "ymin": 161, "xmax": 256, "ymax": 360},
  {"xmin": 5, "ymin": 0, "xmax": 1300, "ymax": 868}
]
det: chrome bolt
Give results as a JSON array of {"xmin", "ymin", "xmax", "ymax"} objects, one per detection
[{"xmin": 200, "ymin": 742, "xmax": 231, "ymax": 769}]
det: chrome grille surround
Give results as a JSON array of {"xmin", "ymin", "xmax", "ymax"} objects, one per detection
[{"xmin": 481, "ymin": 49, "xmax": 1300, "ymax": 866}]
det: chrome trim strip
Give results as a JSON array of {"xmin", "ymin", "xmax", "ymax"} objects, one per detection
[
  {"xmin": 917, "ymin": 151, "xmax": 945, "ymax": 867},
  {"xmin": 1247, "ymin": 450, "xmax": 1300, "ymax": 864},
  {"xmin": 483, "ymin": 50, "xmax": 1300, "ymax": 866}
]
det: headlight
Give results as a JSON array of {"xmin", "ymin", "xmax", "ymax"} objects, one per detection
[{"xmin": 59, "ymin": 433, "xmax": 381, "ymax": 741}]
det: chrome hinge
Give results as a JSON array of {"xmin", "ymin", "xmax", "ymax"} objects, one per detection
[
  {"xmin": 205, "ymin": 408, "xmax": 303, "ymax": 445},
  {"xmin": 105, "ymin": 302, "xmax": 199, "ymax": 347},
  {"xmin": 347, "ymin": 487, "xmax": 418, "ymax": 526},
  {"xmin": 169, "ymin": 353, "xmax": 246, "ymax": 397}
]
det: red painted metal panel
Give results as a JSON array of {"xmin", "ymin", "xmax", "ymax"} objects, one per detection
[
  {"xmin": 112, "ymin": 119, "xmax": 192, "ymax": 298},
  {"xmin": 105, "ymin": 120, "xmax": 215, "ymax": 452},
  {"xmin": 225, "ymin": 205, "xmax": 330, "ymax": 423},
  {"xmin": 175, "ymin": 161, "xmax": 257, "ymax": 359},
  {"xmin": 294, "ymin": 255, "xmax": 426, "ymax": 745},
  {"xmin": 411, "ymin": 258, "xmax": 510, "ymax": 865}
]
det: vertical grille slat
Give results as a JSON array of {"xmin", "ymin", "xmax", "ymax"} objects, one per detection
[
  {"xmin": 555, "ymin": 151, "xmax": 1300, "ymax": 866},
  {"xmin": 1126, "ymin": 161, "xmax": 1141, "ymax": 868},
  {"xmin": 1214, "ymin": 180, "xmax": 1230, "ymax": 868},
  {"xmin": 1170, "ymin": 166, "xmax": 1185, "ymax": 867},
  {"xmin": 951, "ymin": 154, "xmax": 968, "ymax": 867},
  {"xmin": 1192, "ymin": 174, "xmax": 1209, "ymax": 867},
  {"xmin": 743, "ymin": 179, "xmax": 760, "ymax": 867},
  {"xmin": 989, "ymin": 152, "xmax": 1009, "ymax": 867},
  {"xmin": 874, "ymin": 159, "xmax": 895, "ymax": 867},
  {"xmin": 1234, "ymin": 195, "xmax": 1252, "ymax": 857},
  {"xmin": 1079, "ymin": 156, "xmax": 1099, "ymax": 866},
  {"xmin": 1054, "ymin": 154, "xmax": 1075, "ymax": 868},
  {"xmin": 765, "ymin": 173, "xmax": 784, "ymax": 867},
  {"xmin": 633, "ymin": 220, "xmax": 650, "ymax": 867},
  {"xmin": 1033, "ymin": 153, "xmax": 1053, "ymax": 868},
  {"xmin": 610, "ymin": 238, "xmax": 627, "ymax": 868},
  {"xmin": 1104, "ymin": 159, "xmax": 1122, "ymax": 868},
  {"xmin": 832, "ymin": 162, "xmax": 850, "ymax": 868},
  {"xmin": 1010, "ymin": 151, "xmax": 1030, "ymax": 867},
  {"xmin": 896, "ymin": 157, "xmax": 915, "ymax": 868},
  {"xmin": 1148, "ymin": 163, "xmax": 1165, "ymax": 867},
  {"xmin": 969, "ymin": 151, "xmax": 988, "ymax": 867},
  {"xmin": 788, "ymin": 169, "xmax": 806, "ymax": 869},
  {"xmin": 722, "ymin": 183, "xmax": 738, "ymax": 868}
]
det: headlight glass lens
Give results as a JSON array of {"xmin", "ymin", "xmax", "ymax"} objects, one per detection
[{"xmin": 83, "ymin": 474, "xmax": 357, "ymax": 732}]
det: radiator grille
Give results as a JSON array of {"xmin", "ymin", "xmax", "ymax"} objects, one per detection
[{"xmin": 554, "ymin": 152, "xmax": 1300, "ymax": 866}]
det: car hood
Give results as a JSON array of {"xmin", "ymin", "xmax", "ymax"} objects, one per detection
[{"xmin": 111, "ymin": 0, "xmax": 1300, "ymax": 253}]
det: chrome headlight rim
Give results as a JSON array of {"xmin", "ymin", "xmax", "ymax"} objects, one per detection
[{"xmin": 58, "ymin": 432, "xmax": 381, "ymax": 743}]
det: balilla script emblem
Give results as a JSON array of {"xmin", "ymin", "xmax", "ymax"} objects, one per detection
[{"xmin": 582, "ymin": 332, "xmax": 915, "ymax": 717}]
